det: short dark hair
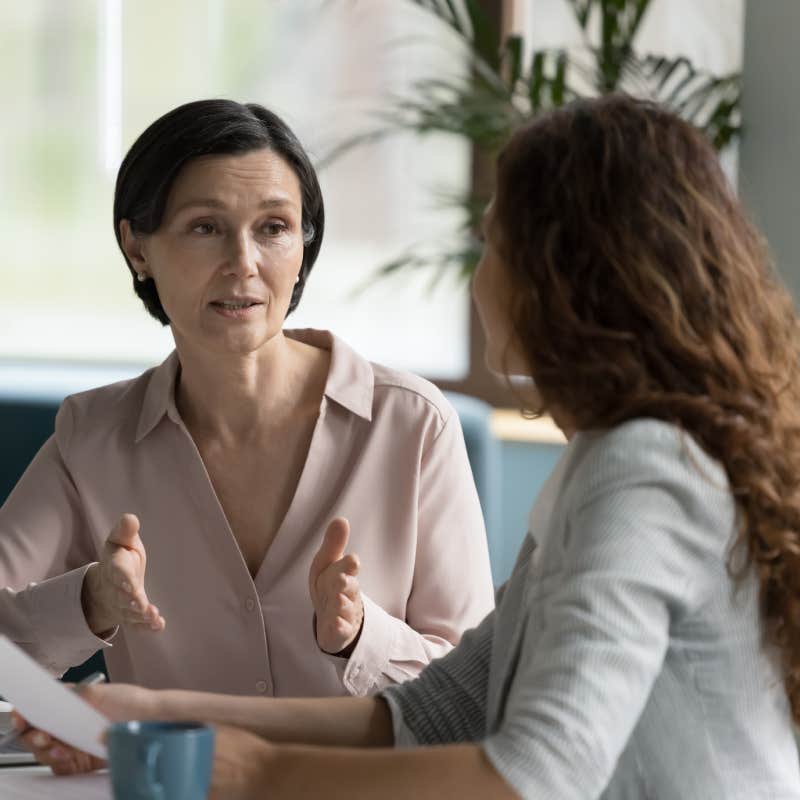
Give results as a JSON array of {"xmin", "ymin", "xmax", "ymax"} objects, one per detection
[{"xmin": 113, "ymin": 99, "xmax": 325, "ymax": 325}]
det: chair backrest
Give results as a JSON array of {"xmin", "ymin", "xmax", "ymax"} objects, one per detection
[
  {"xmin": 0, "ymin": 400, "xmax": 58, "ymax": 505},
  {"xmin": 442, "ymin": 391, "xmax": 502, "ymax": 580}
]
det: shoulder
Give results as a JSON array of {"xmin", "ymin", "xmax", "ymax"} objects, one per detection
[
  {"xmin": 55, "ymin": 369, "xmax": 154, "ymax": 451},
  {"xmin": 567, "ymin": 418, "xmax": 729, "ymax": 500},
  {"xmin": 558, "ymin": 417, "xmax": 736, "ymax": 554},
  {"xmin": 370, "ymin": 360, "xmax": 456, "ymax": 437}
]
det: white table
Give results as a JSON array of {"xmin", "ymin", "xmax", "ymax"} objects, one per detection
[{"xmin": 0, "ymin": 765, "xmax": 110, "ymax": 799}]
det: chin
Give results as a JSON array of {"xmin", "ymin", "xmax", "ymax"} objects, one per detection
[
  {"xmin": 484, "ymin": 350, "xmax": 507, "ymax": 382},
  {"xmin": 197, "ymin": 329, "xmax": 272, "ymax": 358},
  {"xmin": 484, "ymin": 349, "xmax": 535, "ymax": 385}
]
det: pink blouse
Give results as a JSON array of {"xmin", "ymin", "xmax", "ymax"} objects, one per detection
[{"xmin": 0, "ymin": 329, "xmax": 494, "ymax": 697}]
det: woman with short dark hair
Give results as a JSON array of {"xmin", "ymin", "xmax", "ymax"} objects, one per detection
[
  {"xmin": 0, "ymin": 99, "xmax": 494, "ymax": 699},
  {"xmin": 114, "ymin": 101, "xmax": 324, "ymax": 324}
]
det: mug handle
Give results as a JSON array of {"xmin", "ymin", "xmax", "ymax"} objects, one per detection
[{"xmin": 142, "ymin": 740, "xmax": 165, "ymax": 800}]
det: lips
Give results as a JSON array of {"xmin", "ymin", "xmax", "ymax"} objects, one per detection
[
  {"xmin": 211, "ymin": 297, "xmax": 264, "ymax": 311},
  {"xmin": 209, "ymin": 297, "xmax": 265, "ymax": 318}
]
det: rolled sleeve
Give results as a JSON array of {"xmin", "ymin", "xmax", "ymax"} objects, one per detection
[
  {"xmin": 0, "ymin": 404, "xmax": 105, "ymax": 674},
  {"xmin": 380, "ymin": 608, "xmax": 496, "ymax": 745},
  {"xmin": 24, "ymin": 565, "xmax": 116, "ymax": 673},
  {"xmin": 338, "ymin": 593, "xmax": 400, "ymax": 694}
]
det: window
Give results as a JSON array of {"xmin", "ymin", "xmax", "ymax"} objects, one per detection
[{"xmin": 1, "ymin": 1, "xmax": 470, "ymax": 378}]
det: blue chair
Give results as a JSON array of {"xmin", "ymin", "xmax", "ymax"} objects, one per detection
[{"xmin": 443, "ymin": 392, "xmax": 502, "ymax": 584}]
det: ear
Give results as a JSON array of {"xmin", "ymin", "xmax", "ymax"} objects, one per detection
[{"xmin": 119, "ymin": 220, "xmax": 148, "ymax": 270}]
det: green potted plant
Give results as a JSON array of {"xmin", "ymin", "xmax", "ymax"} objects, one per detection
[{"xmin": 324, "ymin": 0, "xmax": 741, "ymax": 285}]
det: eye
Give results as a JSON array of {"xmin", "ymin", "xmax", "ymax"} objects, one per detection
[
  {"xmin": 191, "ymin": 221, "xmax": 216, "ymax": 235},
  {"xmin": 261, "ymin": 220, "xmax": 288, "ymax": 237}
]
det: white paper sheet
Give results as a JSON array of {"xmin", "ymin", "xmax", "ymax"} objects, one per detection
[
  {"xmin": 0, "ymin": 637, "xmax": 108, "ymax": 759},
  {"xmin": 0, "ymin": 766, "xmax": 110, "ymax": 799}
]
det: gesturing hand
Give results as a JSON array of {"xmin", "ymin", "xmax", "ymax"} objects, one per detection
[
  {"xmin": 81, "ymin": 513, "xmax": 166, "ymax": 636},
  {"xmin": 308, "ymin": 517, "xmax": 364, "ymax": 655}
]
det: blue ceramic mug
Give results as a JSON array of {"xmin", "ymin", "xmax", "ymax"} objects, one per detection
[{"xmin": 107, "ymin": 720, "xmax": 214, "ymax": 800}]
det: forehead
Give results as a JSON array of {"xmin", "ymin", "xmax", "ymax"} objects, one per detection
[{"xmin": 166, "ymin": 148, "xmax": 302, "ymax": 210}]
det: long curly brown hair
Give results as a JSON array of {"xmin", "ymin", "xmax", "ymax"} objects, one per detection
[{"xmin": 493, "ymin": 93, "xmax": 800, "ymax": 722}]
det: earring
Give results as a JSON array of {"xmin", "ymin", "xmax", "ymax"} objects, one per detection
[
  {"xmin": 295, "ymin": 275, "xmax": 300, "ymax": 284},
  {"xmin": 137, "ymin": 273, "xmax": 148, "ymax": 283}
]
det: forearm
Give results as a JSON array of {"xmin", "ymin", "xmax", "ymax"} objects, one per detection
[
  {"xmin": 261, "ymin": 743, "xmax": 517, "ymax": 800},
  {"xmin": 154, "ymin": 691, "xmax": 394, "ymax": 748}
]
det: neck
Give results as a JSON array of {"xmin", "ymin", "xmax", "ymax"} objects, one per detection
[{"xmin": 172, "ymin": 332, "xmax": 322, "ymax": 444}]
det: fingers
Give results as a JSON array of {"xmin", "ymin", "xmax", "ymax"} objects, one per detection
[
  {"xmin": 324, "ymin": 568, "xmax": 360, "ymax": 599},
  {"xmin": 120, "ymin": 606, "xmax": 165, "ymax": 629},
  {"xmin": 316, "ymin": 591, "xmax": 364, "ymax": 654},
  {"xmin": 13, "ymin": 717, "xmax": 106, "ymax": 775},
  {"xmin": 106, "ymin": 513, "xmax": 142, "ymax": 550},
  {"xmin": 95, "ymin": 514, "xmax": 165, "ymax": 632},
  {"xmin": 339, "ymin": 552, "xmax": 360, "ymax": 578},
  {"xmin": 308, "ymin": 518, "xmax": 365, "ymax": 652},
  {"xmin": 326, "ymin": 593, "xmax": 361, "ymax": 621},
  {"xmin": 312, "ymin": 556, "xmax": 360, "ymax": 616},
  {"xmin": 107, "ymin": 547, "xmax": 144, "ymax": 587},
  {"xmin": 105, "ymin": 580, "xmax": 164, "ymax": 630},
  {"xmin": 314, "ymin": 559, "xmax": 363, "ymax": 653},
  {"xmin": 309, "ymin": 518, "xmax": 350, "ymax": 590},
  {"xmin": 26, "ymin": 733, "xmax": 104, "ymax": 775}
]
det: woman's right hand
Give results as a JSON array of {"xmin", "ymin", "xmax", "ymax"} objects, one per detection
[{"xmin": 81, "ymin": 513, "xmax": 166, "ymax": 636}]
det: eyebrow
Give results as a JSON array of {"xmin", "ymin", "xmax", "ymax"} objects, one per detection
[{"xmin": 172, "ymin": 197, "xmax": 298, "ymax": 214}]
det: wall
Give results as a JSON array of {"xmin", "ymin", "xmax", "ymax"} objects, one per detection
[
  {"xmin": 738, "ymin": 0, "xmax": 800, "ymax": 300},
  {"xmin": 495, "ymin": 440, "xmax": 563, "ymax": 585}
]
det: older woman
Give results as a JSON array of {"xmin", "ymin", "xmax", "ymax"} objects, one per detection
[
  {"xmin": 0, "ymin": 99, "xmax": 494, "ymax": 697},
  {"xmin": 30, "ymin": 94, "xmax": 800, "ymax": 798}
]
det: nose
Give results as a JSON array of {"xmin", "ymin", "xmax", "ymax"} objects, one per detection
[{"xmin": 222, "ymin": 231, "xmax": 259, "ymax": 278}]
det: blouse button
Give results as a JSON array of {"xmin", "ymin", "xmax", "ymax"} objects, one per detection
[
  {"xmin": 245, "ymin": 598, "xmax": 256, "ymax": 612},
  {"xmin": 255, "ymin": 680, "xmax": 268, "ymax": 693}
]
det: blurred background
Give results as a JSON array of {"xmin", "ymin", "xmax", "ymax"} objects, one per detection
[
  {"xmin": 5, "ymin": 0, "xmax": 798, "ymax": 585},
  {"xmin": 0, "ymin": 0, "xmax": 745, "ymax": 372}
]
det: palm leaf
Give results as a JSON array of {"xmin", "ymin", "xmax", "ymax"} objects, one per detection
[
  {"xmin": 325, "ymin": 0, "xmax": 741, "ymax": 288},
  {"xmin": 503, "ymin": 34, "xmax": 524, "ymax": 91},
  {"xmin": 408, "ymin": 0, "xmax": 499, "ymax": 66},
  {"xmin": 632, "ymin": 53, "xmax": 741, "ymax": 140}
]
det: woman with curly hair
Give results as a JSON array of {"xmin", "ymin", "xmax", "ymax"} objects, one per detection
[{"xmin": 22, "ymin": 94, "xmax": 800, "ymax": 798}]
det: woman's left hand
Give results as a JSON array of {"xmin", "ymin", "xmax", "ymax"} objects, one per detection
[
  {"xmin": 11, "ymin": 682, "xmax": 160, "ymax": 774},
  {"xmin": 11, "ymin": 710, "xmax": 106, "ymax": 775},
  {"xmin": 210, "ymin": 725, "xmax": 273, "ymax": 800},
  {"xmin": 309, "ymin": 517, "xmax": 364, "ymax": 654}
]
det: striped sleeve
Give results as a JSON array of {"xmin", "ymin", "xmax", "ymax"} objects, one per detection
[{"xmin": 381, "ymin": 608, "xmax": 495, "ymax": 745}]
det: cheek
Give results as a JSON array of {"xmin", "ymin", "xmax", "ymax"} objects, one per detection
[
  {"xmin": 472, "ymin": 259, "xmax": 492, "ymax": 317},
  {"xmin": 264, "ymin": 243, "xmax": 304, "ymax": 288},
  {"xmin": 474, "ymin": 264, "xmax": 505, "ymax": 328}
]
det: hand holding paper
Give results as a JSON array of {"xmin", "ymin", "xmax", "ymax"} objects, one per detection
[{"xmin": 0, "ymin": 636, "xmax": 108, "ymax": 759}]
